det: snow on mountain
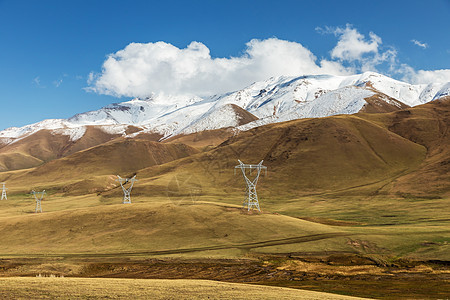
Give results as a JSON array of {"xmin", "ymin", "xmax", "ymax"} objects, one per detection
[
  {"xmin": 179, "ymin": 104, "xmax": 258, "ymax": 135},
  {"xmin": 68, "ymin": 93, "xmax": 203, "ymax": 126},
  {"xmin": 1, "ymin": 72, "xmax": 448, "ymax": 144},
  {"xmin": 235, "ymin": 86, "xmax": 375, "ymax": 132},
  {"xmin": 0, "ymin": 119, "xmax": 67, "ymax": 139},
  {"xmin": 51, "ymin": 126, "xmax": 87, "ymax": 141},
  {"xmin": 348, "ymin": 72, "xmax": 441, "ymax": 106},
  {"xmin": 432, "ymin": 82, "xmax": 450, "ymax": 100}
]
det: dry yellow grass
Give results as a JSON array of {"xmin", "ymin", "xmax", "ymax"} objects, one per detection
[
  {"xmin": 0, "ymin": 190, "xmax": 448, "ymax": 261},
  {"xmin": 0, "ymin": 99, "xmax": 447, "ymax": 266},
  {"xmin": 0, "ymin": 200, "xmax": 342, "ymax": 256},
  {"xmin": 0, "ymin": 277, "xmax": 369, "ymax": 299}
]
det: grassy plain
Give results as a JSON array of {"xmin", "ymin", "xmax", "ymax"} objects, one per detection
[
  {"xmin": 0, "ymin": 189, "xmax": 447, "ymax": 299},
  {"xmin": 0, "ymin": 193, "xmax": 447, "ymax": 261},
  {"xmin": 0, "ymin": 277, "xmax": 368, "ymax": 299}
]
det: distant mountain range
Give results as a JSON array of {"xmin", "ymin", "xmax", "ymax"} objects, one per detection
[
  {"xmin": 0, "ymin": 71, "xmax": 448, "ymax": 172},
  {"xmin": 1, "ymin": 72, "xmax": 449, "ymax": 144}
]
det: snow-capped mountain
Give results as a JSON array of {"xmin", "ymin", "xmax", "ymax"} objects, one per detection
[{"xmin": 1, "ymin": 72, "xmax": 448, "ymax": 145}]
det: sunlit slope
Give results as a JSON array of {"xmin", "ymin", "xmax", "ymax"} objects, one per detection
[
  {"xmin": 0, "ymin": 277, "xmax": 367, "ymax": 300},
  {"xmin": 139, "ymin": 98, "xmax": 450, "ymax": 199},
  {"xmin": 0, "ymin": 152, "xmax": 42, "ymax": 171},
  {"xmin": 0, "ymin": 202, "xmax": 342, "ymax": 256},
  {"xmin": 0, "ymin": 139, "xmax": 198, "ymax": 194},
  {"xmin": 137, "ymin": 113, "xmax": 426, "ymax": 199},
  {"xmin": 371, "ymin": 96, "xmax": 450, "ymax": 196},
  {"xmin": 162, "ymin": 128, "xmax": 235, "ymax": 150},
  {"xmin": 3, "ymin": 98, "xmax": 450, "ymax": 200},
  {"xmin": 0, "ymin": 126, "xmax": 129, "ymax": 171},
  {"xmin": 0, "ymin": 198, "xmax": 446, "ymax": 260}
]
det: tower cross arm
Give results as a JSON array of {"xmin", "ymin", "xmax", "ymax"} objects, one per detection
[
  {"xmin": 116, "ymin": 175, "xmax": 137, "ymax": 204},
  {"xmin": 235, "ymin": 160, "xmax": 267, "ymax": 169}
]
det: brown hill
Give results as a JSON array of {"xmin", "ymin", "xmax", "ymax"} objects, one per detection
[
  {"xmin": 147, "ymin": 97, "xmax": 448, "ymax": 198},
  {"xmin": 163, "ymin": 128, "xmax": 235, "ymax": 150},
  {"xmin": 0, "ymin": 126, "xmax": 141, "ymax": 171},
  {"xmin": 228, "ymin": 103, "xmax": 259, "ymax": 125},
  {"xmin": 0, "ymin": 152, "xmax": 43, "ymax": 171},
  {"xmin": 133, "ymin": 113, "xmax": 426, "ymax": 201},
  {"xmin": 364, "ymin": 96, "xmax": 450, "ymax": 196},
  {"xmin": 359, "ymin": 92, "xmax": 410, "ymax": 113},
  {"xmin": 2, "ymin": 98, "xmax": 448, "ymax": 199},
  {"xmin": 1, "ymin": 138, "xmax": 199, "ymax": 194}
]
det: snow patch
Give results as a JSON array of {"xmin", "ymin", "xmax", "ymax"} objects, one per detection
[
  {"xmin": 179, "ymin": 104, "xmax": 242, "ymax": 135},
  {"xmin": 1, "ymin": 72, "xmax": 449, "ymax": 141},
  {"xmin": 52, "ymin": 127, "xmax": 87, "ymax": 141},
  {"xmin": 98, "ymin": 124, "xmax": 130, "ymax": 135}
]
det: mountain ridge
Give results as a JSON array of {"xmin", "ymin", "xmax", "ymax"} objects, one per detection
[
  {"xmin": 2, "ymin": 72, "xmax": 448, "ymax": 142},
  {"xmin": 0, "ymin": 72, "xmax": 448, "ymax": 172}
]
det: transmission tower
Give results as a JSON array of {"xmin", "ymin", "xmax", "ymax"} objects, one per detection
[
  {"xmin": 234, "ymin": 160, "xmax": 267, "ymax": 211},
  {"xmin": 1, "ymin": 182, "xmax": 7, "ymax": 200},
  {"xmin": 31, "ymin": 190, "xmax": 45, "ymax": 213},
  {"xmin": 116, "ymin": 175, "xmax": 137, "ymax": 204}
]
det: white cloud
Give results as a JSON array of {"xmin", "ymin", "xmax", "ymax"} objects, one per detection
[
  {"xmin": 319, "ymin": 24, "xmax": 399, "ymax": 73},
  {"xmin": 411, "ymin": 39, "xmax": 428, "ymax": 49},
  {"xmin": 413, "ymin": 69, "xmax": 450, "ymax": 83},
  {"xmin": 400, "ymin": 64, "xmax": 450, "ymax": 84},
  {"xmin": 329, "ymin": 25, "xmax": 381, "ymax": 61},
  {"xmin": 87, "ymin": 38, "xmax": 352, "ymax": 98},
  {"xmin": 87, "ymin": 26, "xmax": 450, "ymax": 98}
]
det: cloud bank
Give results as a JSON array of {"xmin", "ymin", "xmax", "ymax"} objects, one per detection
[
  {"xmin": 87, "ymin": 25, "xmax": 450, "ymax": 98},
  {"xmin": 87, "ymin": 39, "xmax": 350, "ymax": 98},
  {"xmin": 400, "ymin": 65, "xmax": 450, "ymax": 84}
]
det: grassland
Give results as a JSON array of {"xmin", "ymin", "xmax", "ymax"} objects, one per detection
[
  {"xmin": 0, "ymin": 277, "xmax": 368, "ymax": 299},
  {"xmin": 0, "ymin": 99, "xmax": 449, "ymax": 299},
  {"xmin": 0, "ymin": 193, "xmax": 448, "ymax": 260},
  {"xmin": 0, "ymin": 194, "xmax": 447, "ymax": 298}
]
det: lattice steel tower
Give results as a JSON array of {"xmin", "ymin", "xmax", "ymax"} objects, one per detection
[
  {"xmin": 1, "ymin": 182, "xmax": 7, "ymax": 200},
  {"xmin": 31, "ymin": 190, "xmax": 45, "ymax": 213},
  {"xmin": 116, "ymin": 175, "xmax": 137, "ymax": 204},
  {"xmin": 235, "ymin": 160, "xmax": 267, "ymax": 211}
]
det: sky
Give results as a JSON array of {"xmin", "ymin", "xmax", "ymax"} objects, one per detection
[{"xmin": 0, "ymin": 0, "xmax": 449, "ymax": 130}]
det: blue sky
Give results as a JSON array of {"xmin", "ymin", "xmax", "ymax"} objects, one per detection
[{"xmin": 0, "ymin": 0, "xmax": 449, "ymax": 130}]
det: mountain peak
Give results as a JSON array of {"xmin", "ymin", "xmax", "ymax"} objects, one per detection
[{"xmin": 1, "ymin": 73, "xmax": 448, "ymax": 145}]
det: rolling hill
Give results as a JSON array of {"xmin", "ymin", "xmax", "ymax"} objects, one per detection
[
  {"xmin": 0, "ymin": 139, "xmax": 198, "ymax": 195},
  {"xmin": 0, "ymin": 125, "xmax": 142, "ymax": 171},
  {"xmin": 362, "ymin": 96, "xmax": 450, "ymax": 196},
  {"xmin": 2, "ymin": 96, "xmax": 449, "ymax": 200}
]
